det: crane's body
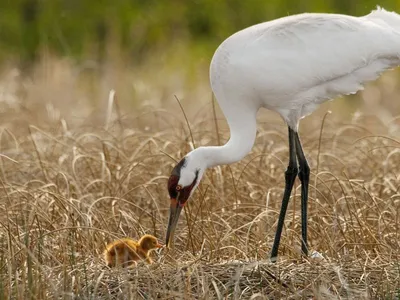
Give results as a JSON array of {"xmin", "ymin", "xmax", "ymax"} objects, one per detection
[
  {"xmin": 165, "ymin": 7, "xmax": 400, "ymax": 260},
  {"xmin": 211, "ymin": 9, "xmax": 400, "ymax": 130}
]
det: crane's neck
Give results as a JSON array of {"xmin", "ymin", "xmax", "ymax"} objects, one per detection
[{"xmin": 188, "ymin": 110, "xmax": 258, "ymax": 169}]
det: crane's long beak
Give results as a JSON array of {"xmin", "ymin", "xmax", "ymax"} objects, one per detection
[{"xmin": 165, "ymin": 198, "xmax": 183, "ymax": 248}]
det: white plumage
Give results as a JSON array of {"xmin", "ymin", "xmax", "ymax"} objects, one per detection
[
  {"xmin": 165, "ymin": 7, "xmax": 400, "ymax": 259},
  {"xmin": 211, "ymin": 6, "xmax": 400, "ymax": 130}
]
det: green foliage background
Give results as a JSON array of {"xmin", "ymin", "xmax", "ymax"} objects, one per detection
[{"xmin": 1, "ymin": 0, "xmax": 400, "ymax": 66}]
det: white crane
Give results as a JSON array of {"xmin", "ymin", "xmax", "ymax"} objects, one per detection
[{"xmin": 165, "ymin": 7, "xmax": 400, "ymax": 261}]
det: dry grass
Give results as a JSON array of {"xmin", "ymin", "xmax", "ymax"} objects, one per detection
[{"xmin": 0, "ymin": 59, "xmax": 400, "ymax": 299}]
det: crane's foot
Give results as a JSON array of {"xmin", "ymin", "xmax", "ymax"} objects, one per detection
[{"xmin": 310, "ymin": 250, "xmax": 325, "ymax": 262}]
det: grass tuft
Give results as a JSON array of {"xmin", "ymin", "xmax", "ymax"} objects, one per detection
[{"xmin": 0, "ymin": 60, "xmax": 399, "ymax": 299}]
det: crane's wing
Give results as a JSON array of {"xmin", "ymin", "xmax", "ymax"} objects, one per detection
[{"xmin": 226, "ymin": 12, "xmax": 400, "ymax": 106}]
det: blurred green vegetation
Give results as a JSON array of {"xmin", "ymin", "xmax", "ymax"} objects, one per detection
[{"xmin": 1, "ymin": 0, "xmax": 400, "ymax": 67}]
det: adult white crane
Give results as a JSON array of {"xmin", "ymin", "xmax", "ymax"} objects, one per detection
[{"xmin": 165, "ymin": 7, "xmax": 400, "ymax": 261}]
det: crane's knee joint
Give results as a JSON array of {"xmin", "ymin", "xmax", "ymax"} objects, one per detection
[{"xmin": 285, "ymin": 166, "xmax": 298, "ymax": 179}]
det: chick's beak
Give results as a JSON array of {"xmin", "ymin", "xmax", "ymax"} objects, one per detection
[{"xmin": 165, "ymin": 198, "xmax": 183, "ymax": 248}]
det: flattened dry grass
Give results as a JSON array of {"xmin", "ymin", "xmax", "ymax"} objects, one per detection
[
  {"xmin": 62, "ymin": 256, "xmax": 398, "ymax": 299},
  {"xmin": 0, "ymin": 63, "xmax": 399, "ymax": 299}
]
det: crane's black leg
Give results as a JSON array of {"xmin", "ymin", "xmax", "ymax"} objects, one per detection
[
  {"xmin": 294, "ymin": 132, "xmax": 310, "ymax": 257},
  {"xmin": 270, "ymin": 126, "xmax": 298, "ymax": 262}
]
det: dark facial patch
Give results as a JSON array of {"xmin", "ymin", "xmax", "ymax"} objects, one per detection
[
  {"xmin": 178, "ymin": 170, "xmax": 199, "ymax": 204},
  {"xmin": 167, "ymin": 158, "xmax": 200, "ymax": 205},
  {"xmin": 168, "ymin": 175, "xmax": 179, "ymax": 199},
  {"xmin": 168, "ymin": 158, "xmax": 186, "ymax": 199}
]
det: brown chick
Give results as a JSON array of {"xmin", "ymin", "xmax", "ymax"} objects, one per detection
[{"xmin": 104, "ymin": 234, "xmax": 163, "ymax": 268}]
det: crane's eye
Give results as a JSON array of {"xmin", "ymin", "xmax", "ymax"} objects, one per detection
[
  {"xmin": 168, "ymin": 175, "xmax": 179, "ymax": 199},
  {"xmin": 176, "ymin": 185, "xmax": 182, "ymax": 191}
]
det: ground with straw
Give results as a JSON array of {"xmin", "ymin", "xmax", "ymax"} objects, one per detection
[{"xmin": 0, "ymin": 62, "xmax": 399, "ymax": 299}]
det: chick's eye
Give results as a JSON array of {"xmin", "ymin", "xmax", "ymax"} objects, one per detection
[{"xmin": 176, "ymin": 185, "xmax": 182, "ymax": 191}]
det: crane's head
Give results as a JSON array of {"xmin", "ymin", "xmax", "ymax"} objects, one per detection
[{"xmin": 165, "ymin": 154, "xmax": 205, "ymax": 248}]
